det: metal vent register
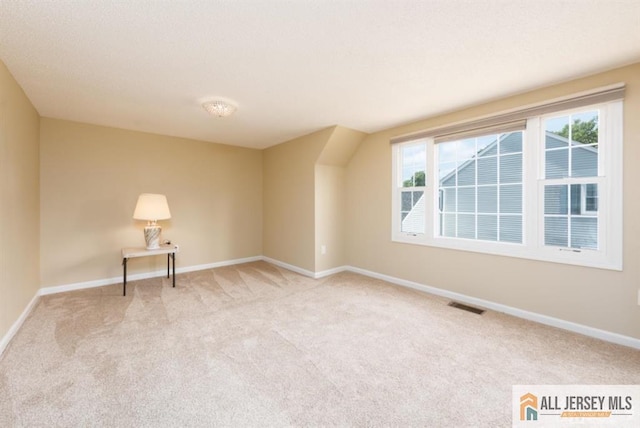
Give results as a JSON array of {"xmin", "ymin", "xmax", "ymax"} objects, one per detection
[{"xmin": 448, "ymin": 301, "xmax": 485, "ymax": 315}]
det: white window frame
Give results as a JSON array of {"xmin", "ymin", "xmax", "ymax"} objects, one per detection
[
  {"xmin": 391, "ymin": 100, "xmax": 623, "ymax": 270},
  {"xmin": 392, "ymin": 140, "xmax": 428, "ymax": 244}
]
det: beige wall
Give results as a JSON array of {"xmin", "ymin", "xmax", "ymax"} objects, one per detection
[
  {"xmin": 315, "ymin": 165, "xmax": 345, "ymax": 272},
  {"xmin": 0, "ymin": 61, "xmax": 40, "ymax": 340},
  {"xmin": 264, "ymin": 125, "xmax": 366, "ymax": 273},
  {"xmin": 345, "ymin": 63, "xmax": 640, "ymax": 339},
  {"xmin": 315, "ymin": 126, "xmax": 367, "ymax": 272},
  {"xmin": 40, "ymin": 119, "xmax": 262, "ymax": 287},
  {"xmin": 262, "ymin": 128, "xmax": 331, "ymax": 271}
]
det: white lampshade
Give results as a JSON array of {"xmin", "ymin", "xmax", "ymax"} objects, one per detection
[{"xmin": 133, "ymin": 194, "xmax": 171, "ymax": 221}]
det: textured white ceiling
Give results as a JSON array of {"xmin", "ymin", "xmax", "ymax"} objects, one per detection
[{"xmin": 1, "ymin": 1, "xmax": 639, "ymax": 149}]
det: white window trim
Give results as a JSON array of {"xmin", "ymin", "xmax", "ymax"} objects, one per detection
[{"xmin": 391, "ymin": 100, "xmax": 623, "ymax": 271}]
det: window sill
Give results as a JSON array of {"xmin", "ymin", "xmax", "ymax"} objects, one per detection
[{"xmin": 392, "ymin": 235, "xmax": 622, "ymax": 271}]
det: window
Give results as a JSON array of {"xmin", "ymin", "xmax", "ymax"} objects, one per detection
[
  {"xmin": 391, "ymin": 95, "xmax": 623, "ymax": 270},
  {"xmin": 437, "ymin": 132, "xmax": 523, "ymax": 243},
  {"xmin": 542, "ymin": 110, "xmax": 600, "ymax": 250},
  {"xmin": 398, "ymin": 143, "xmax": 426, "ymax": 235}
]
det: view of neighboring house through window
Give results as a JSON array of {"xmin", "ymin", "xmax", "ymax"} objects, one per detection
[
  {"xmin": 391, "ymin": 94, "xmax": 622, "ymax": 270},
  {"xmin": 543, "ymin": 111, "xmax": 599, "ymax": 249},
  {"xmin": 399, "ymin": 143, "xmax": 426, "ymax": 234},
  {"xmin": 437, "ymin": 132, "xmax": 523, "ymax": 243}
]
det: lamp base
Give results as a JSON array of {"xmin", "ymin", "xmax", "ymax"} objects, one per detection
[{"xmin": 143, "ymin": 224, "xmax": 162, "ymax": 250}]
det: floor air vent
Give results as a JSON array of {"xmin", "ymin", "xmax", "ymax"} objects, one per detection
[{"xmin": 448, "ymin": 301, "xmax": 485, "ymax": 315}]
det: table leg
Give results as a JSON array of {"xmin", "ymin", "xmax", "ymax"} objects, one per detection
[
  {"xmin": 123, "ymin": 258, "xmax": 127, "ymax": 296},
  {"xmin": 172, "ymin": 253, "xmax": 176, "ymax": 288},
  {"xmin": 167, "ymin": 253, "xmax": 170, "ymax": 278}
]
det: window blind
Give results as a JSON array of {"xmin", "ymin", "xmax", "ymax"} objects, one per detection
[
  {"xmin": 433, "ymin": 119, "xmax": 526, "ymax": 144},
  {"xmin": 390, "ymin": 84, "xmax": 625, "ymax": 145}
]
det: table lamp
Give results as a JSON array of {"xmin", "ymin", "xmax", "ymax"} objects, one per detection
[{"xmin": 133, "ymin": 193, "xmax": 171, "ymax": 249}]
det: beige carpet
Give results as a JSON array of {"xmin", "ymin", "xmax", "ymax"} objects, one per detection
[{"xmin": 1, "ymin": 261, "xmax": 639, "ymax": 427}]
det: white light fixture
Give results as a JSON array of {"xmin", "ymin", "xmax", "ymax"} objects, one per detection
[
  {"xmin": 133, "ymin": 193, "xmax": 171, "ymax": 250},
  {"xmin": 202, "ymin": 100, "xmax": 237, "ymax": 117}
]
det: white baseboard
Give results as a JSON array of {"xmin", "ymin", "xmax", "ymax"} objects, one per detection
[
  {"xmin": 40, "ymin": 276, "xmax": 122, "ymax": 295},
  {"xmin": 0, "ymin": 292, "xmax": 39, "ymax": 358},
  {"xmin": 261, "ymin": 257, "xmax": 348, "ymax": 279},
  {"xmin": 253, "ymin": 257, "xmax": 640, "ymax": 349},
  {"xmin": 314, "ymin": 266, "xmax": 348, "ymax": 279},
  {"xmin": 39, "ymin": 255, "xmax": 263, "ymax": 296},
  {"xmin": 346, "ymin": 265, "xmax": 640, "ymax": 350},
  {"xmin": 2, "ymin": 255, "xmax": 264, "ymax": 357},
  {"xmin": 261, "ymin": 256, "xmax": 317, "ymax": 278},
  {"xmin": 4, "ymin": 256, "xmax": 638, "ymax": 359}
]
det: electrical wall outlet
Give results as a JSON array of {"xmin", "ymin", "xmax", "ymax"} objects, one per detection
[
  {"xmin": 321, "ymin": 245, "xmax": 327, "ymax": 255},
  {"xmin": 637, "ymin": 289, "xmax": 640, "ymax": 306}
]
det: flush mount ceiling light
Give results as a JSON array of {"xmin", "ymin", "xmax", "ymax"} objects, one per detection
[{"xmin": 202, "ymin": 100, "xmax": 237, "ymax": 118}]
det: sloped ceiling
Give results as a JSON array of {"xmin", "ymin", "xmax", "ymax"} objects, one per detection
[{"xmin": 0, "ymin": 1, "xmax": 638, "ymax": 149}]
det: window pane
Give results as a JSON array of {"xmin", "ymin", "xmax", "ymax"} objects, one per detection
[
  {"xmin": 572, "ymin": 111, "xmax": 599, "ymax": 145},
  {"xmin": 401, "ymin": 191, "xmax": 412, "ymax": 211},
  {"xmin": 545, "ymin": 110, "xmax": 599, "ymax": 180},
  {"xmin": 499, "ymin": 153, "xmax": 522, "ymax": 183},
  {"xmin": 457, "ymin": 139, "xmax": 476, "ymax": 160},
  {"xmin": 571, "ymin": 217, "xmax": 598, "ymax": 250},
  {"xmin": 546, "ymin": 133, "xmax": 568, "ymax": 149},
  {"xmin": 544, "ymin": 185, "xmax": 568, "ymax": 215},
  {"xmin": 546, "ymin": 115, "xmax": 570, "ymax": 149},
  {"xmin": 569, "ymin": 183, "xmax": 598, "ymax": 216},
  {"xmin": 478, "ymin": 214, "xmax": 497, "ymax": 241},
  {"xmin": 439, "ymin": 161, "xmax": 457, "ymax": 186},
  {"xmin": 443, "ymin": 213, "xmax": 456, "ymax": 237},
  {"xmin": 401, "ymin": 144, "xmax": 426, "ymax": 187},
  {"xmin": 402, "ymin": 170, "xmax": 426, "ymax": 187},
  {"xmin": 499, "ymin": 215, "xmax": 522, "ymax": 243},
  {"xmin": 545, "ymin": 149, "xmax": 569, "ymax": 178},
  {"xmin": 499, "ymin": 132, "xmax": 522, "ymax": 154},
  {"xmin": 585, "ymin": 184, "xmax": 598, "ymax": 212},
  {"xmin": 457, "ymin": 159, "xmax": 476, "ymax": 186},
  {"xmin": 437, "ymin": 132, "xmax": 522, "ymax": 244},
  {"xmin": 457, "ymin": 214, "xmax": 475, "ymax": 239},
  {"xmin": 499, "ymin": 185, "xmax": 522, "ymax": 214},
  {"xmin": 544, "ymin": 184, "xmax": 598, "ymax": 249},
  {"xmin": 477, "ymin": 186, "xmax": 497, "ymax": 213},
  {"xmin": 571, "ymin": 145, "xmax": 598, "ymax": 177},
  {"xmin": 545, "ymin": 217, "xmax": 568, "ymax": 247},
  {"xmin": 438, "ymin": 141, "xmax": 456, "ymax": 163},
  {"xmin": 400, "ymin": 191, "xmax": 424, "ymax": 234},
  {"xmin": 477, "ymin": 135, "xmax": 497, "ymax": 157},
  {"xmin": 477, "ymin": 157, "xmax": 497, "ymax": 185},
  {"xmin": 570, "ymin": 184, "xmax": 582, "ymax": 215},
  {"xmin": 442, "ymin": 188, "xmax": 456, "ymax": 212},
  {"xmin": 458, "ymin": 187, "xmax": 475, "ymax": 213}
]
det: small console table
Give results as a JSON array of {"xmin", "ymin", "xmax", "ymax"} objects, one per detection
[{"xmin": 121, "ymin": 244, "xmax": 179, "ymax": 296}]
